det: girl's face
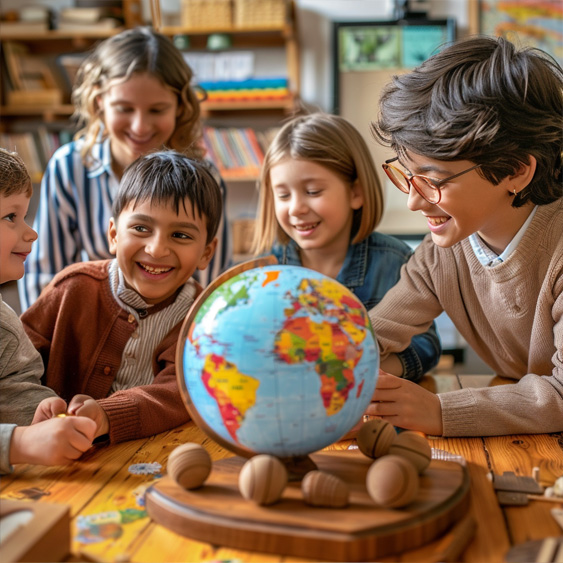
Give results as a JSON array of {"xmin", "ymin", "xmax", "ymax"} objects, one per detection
[
  {"xmin": 403, "ymin": 152, "xmax": 535, "ymax": 253},
  {"xmin": 0, "ymin": 191, "xmax": 37, "ymax": 284},
  {"xmin": 270, "ymin": 158, "xmax": 363, "ymax": 257},
  {"xmin": 100, "ymin": 72, "xmax": 178, "ymax": 176}
]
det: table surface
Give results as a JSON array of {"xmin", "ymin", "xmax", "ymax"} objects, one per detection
[{"xmin": 1, "ymin": 374, "xmax": 562, "ymax": 563}]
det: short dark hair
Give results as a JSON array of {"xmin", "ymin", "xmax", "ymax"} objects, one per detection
[
  {"xmin": 0, "ymin": 148, "xmax": 32, "ymax": 197},
  {"xmin": 113, "ymin": 151, "xmax": 222, "ymax": 243},
  {"xmin": 372, "ymin": 36, "xmax": 563, "ymax": 207}
]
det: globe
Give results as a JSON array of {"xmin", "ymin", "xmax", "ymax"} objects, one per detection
[{"xmin": 177, "ymin": 259, "xmax": 379, "ymax": 459}]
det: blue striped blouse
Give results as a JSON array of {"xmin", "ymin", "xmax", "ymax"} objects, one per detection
[{"xmin": 19, "ymin": 137, "xmax": 232, "ymax": 310}]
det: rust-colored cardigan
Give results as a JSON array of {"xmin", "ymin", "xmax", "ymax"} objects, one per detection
[{"xmin": 21, "ymin": 260, "xmax": 193, "ymax": 444}]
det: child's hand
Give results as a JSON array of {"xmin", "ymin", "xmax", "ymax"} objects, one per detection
[
  {"xmin": 366, "ymin": 372, "xmax": 443, "ymax": 436},
  {"xmin": 9, "ymin": 416, "xmax": 96, "ymax": 466},
  {"xmin": 32, "ymin": 397, "xmax": 68, "ymax": 424},
  {"xmin": 68, "ymin": 394, "xmax": 109, "ymax": 438}
]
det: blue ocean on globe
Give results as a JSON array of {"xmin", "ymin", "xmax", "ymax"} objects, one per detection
[{"xmin": 181, "ymin": 264, "xmax": 379, "ymax": 457}]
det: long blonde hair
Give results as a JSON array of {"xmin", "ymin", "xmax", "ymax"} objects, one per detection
[
  {"xmin": 72, "ymin": 26, "xmax": 203, "ymax": 164},
  {"xmin": 253, "ymin": 113, "xmax": 384, "ymax": 255}
]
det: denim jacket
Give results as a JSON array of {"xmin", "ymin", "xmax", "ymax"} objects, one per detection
[{"xmin": 270, "ymin": 232, "xmax": 441, "ymax": 381}]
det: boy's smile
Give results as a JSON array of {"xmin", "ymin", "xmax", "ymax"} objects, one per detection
[
  {"xmin": 403, "ymin": 153, "xmax": 536, "ymax": 254},
  {"xmin": 0, "ymin": 192, "xmax": 37, "ymax": 285},
  {"xmin": 107, "ymin": 199, "xmax": 216, "ymax": 305}
]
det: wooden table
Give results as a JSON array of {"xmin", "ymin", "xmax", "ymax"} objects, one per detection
[{"xmin": 1, "ymin": 374, "xmax": 562, "ymax": 563}]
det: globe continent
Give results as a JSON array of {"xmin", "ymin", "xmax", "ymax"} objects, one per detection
[{"xmin": 181, "ymin": 265, "xmax": 379, "ymax": 457}]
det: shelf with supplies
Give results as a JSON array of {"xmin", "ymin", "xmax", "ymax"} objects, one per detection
[{"xmin": 151, "ymin": 0, "xmax": 300, "ymax": 116}]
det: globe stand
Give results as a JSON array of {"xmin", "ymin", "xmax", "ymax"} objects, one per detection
[
  {"xmin": 279, "ymin": 454, "xmax": 318, "ymax": 480},
  {"xmin": 146, "ymin": 450, "xmax": 473, "ymax": 562}
]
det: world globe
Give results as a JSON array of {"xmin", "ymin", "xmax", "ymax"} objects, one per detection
[{"xmin": 177, "ymin": 259, "xmax": 379, "ymax": 459}]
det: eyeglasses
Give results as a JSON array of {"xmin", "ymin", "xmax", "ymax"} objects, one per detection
[{"xmin": 382, "ymin": 157, "xmax": 481, "ymax": 204}]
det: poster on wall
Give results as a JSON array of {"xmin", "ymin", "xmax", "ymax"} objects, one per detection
[{"xmin": 479, "ymin": 0, "xmax": 563, "ymax": 66}]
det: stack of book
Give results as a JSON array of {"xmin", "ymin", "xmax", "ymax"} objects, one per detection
[
  {"xmin": 199, "ymin": 77, "xmax": 290, "ymax": 103},
  {"xmin": 202, "ymin": 127, "xmax": 266, "ymax": 178}
]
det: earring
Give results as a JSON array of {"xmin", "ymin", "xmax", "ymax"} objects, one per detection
[{"xmin": 512, "ymin": 188, "xmax": 517, "ymax": 196}]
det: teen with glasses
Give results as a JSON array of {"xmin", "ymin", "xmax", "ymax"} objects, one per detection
[{"xmin": 366, "ymin": 36, "xmax": 563, "ymax": 437}]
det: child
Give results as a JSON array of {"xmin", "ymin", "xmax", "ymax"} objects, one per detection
[
  {"xmin": 23, "ymin": 151, "xmax": 222, "ymax": 443},
  {"xmin": 253, "ymin": 113, "xmax": 441, "ymax": 381},
  {"xmin": 0, "ymin": 148, "xmax": 96, "ymax": 473},
  {"xmin": 366, "ymin": 36, "xmax": 563, "ymax": 436},
  {"xmin": 20, "ymin": 26, "xmax": 231, "ymax": 310}
]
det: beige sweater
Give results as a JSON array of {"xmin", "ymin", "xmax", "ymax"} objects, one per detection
[{"xmin": 369, "ymin": 199, "xmax": 563, "ymax": 436}]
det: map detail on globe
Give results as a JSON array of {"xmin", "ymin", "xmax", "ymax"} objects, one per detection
[{"xmin": 182, "ymin": 265, "xmax": 379, "ymax": 457}]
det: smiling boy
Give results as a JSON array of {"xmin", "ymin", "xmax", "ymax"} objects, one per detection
[
  {"xmin": 22, "ymin": 151, "xmax": 222, "ymax": 443},
  {"xmin": 365, "ymin": 36, "xmax": 563, "ymax": 437}
]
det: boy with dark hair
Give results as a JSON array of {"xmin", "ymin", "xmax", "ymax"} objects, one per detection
[
  {"xmin": 23, "ymin": 151, "xmax": 222, "ymax": 443},
  {"xmin": 0, "ymin": 148, "xmax": 95, "ymax": 473},
  {"xmin": 366, "ymin": 36, "xmax": 563, "ymax": 436}
]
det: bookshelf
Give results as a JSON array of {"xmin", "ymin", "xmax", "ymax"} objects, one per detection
[{"xmin": 1, "ymin": 0, "xmax": 300, "ymax": 262}]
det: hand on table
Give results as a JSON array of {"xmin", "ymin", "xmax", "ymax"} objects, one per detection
[
  {"xmin": 10, "ymin": 416, "xmax": 96, "ymax": 466},
  {"xmin": 366, "ymin": 371, "xmax": 444, "ymax": 436},
  {"xmin": 68, "ymin": 394, "xmax": 109, "ymax": 438}
]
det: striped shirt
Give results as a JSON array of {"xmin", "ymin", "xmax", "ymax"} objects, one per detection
[
  {"xmin": 107, "ymin": 260, "xmax": 198, "ymax": 392},
  {"xmin": 19, "ymin": 137, "xmax": 231, "ymax": 310}
]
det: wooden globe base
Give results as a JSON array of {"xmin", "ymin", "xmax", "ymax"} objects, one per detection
[{"xmin": 145, "ymin": 450, "xmax": 471, "ymax": 561}]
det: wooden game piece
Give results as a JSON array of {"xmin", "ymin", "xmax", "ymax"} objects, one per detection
[
  {"xmin": 301, "ymin": 470, "xmax": 349, "ymax": 508},
  {"xmin": 366, "ymin": 455, "xmax": 419, "ymax": 508},
  {"xmin": 491, "ymin": 470, "xmax": 544, "ymax": 494},
  {"xmin": 0, "ymin": 499, "xmax": 70, "ymax": 563},
  {"xmin": 238, "ymin": 454, "xmax": 288, "ymax": 505},
  {"xmin": 146, "ymin": 450, "xmax": 471, "ymax": 561},
  {"xmin": 388, "ymin": 431, "xmax": 432, "ymax": 474},
  {"xmin": 167, "ymin": 443, "xmax": 212, "ymax": 490},
  {"xmin": 356, "ymin": 418, "xmax": 396, "ymax": 459}
]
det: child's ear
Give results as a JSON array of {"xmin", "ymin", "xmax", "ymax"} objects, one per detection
[
  {"xmin": 350, "ymin": 180, "xmax": 364, "ymax": 210},
  {"xmin": 510, "ymin": 155, "xmax": 537, "ymax": 193},
  {"xmin": 107, "ymin": 217, "xmax": 118, "ymax": 256},
  {"xmin": 196, "ymin": 237, "xmax": 218, "ymax": 271}
]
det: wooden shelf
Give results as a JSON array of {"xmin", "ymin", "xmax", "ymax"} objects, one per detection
[
  {"xmin": 1, "ymin": 105, "xmax": 75, "ymax": 119},
  {"xmin": 0, "ymin": 28, "xmax": 125, "ymax": 41}
]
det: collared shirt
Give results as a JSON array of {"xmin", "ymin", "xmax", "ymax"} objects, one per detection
[
  {"xmin": 19, "ymin": 137, "xmax": 231, "ymax": 310},
  {"xmin": 107, "ymin": 260, "xmax": 198, "ymax": 392},
  {"xmin": 270, "ymin": 232, "xmax": 442, "ymax": 381},
  {"xmin": 470, "ymin": 206, "xmax": 538, "ymax": 267}
]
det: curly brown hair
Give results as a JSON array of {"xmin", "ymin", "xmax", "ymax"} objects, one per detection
[
  {"xmin": 0, "ymin": 148, "xmax": 32, "ymax": 197},
  {"xmin": 372, "ymin": 36, "xmax": 563, "ymax": 208},
  {"xmin": 72, "ymin": 26, "xmax": 204, "ymax": 165}
]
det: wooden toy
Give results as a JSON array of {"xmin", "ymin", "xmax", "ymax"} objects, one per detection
[
  {"xmin": 167, "ymin": 443, "xmax": 212, "ymax": 490},
  {"xmin": 147, "ymin": 450, "xmax": 471, "ymax": 561},
  {"xmin": 356, "ymin": 418, "xmax": 396, "ymax": 459},
  {"xmin": 366, "ymin": 455, "xmax": 419, "ymax": 508},
  {"xmin": 388, "ymin": 431, "xmax": 432, "ymax": 474},
  {"xmin": 0, "ymin": 499, "xmax": 70, "ymax": 563},
  {"xmin": 301, "ymin": 470, "xmax": 349, "ymax": 508},
  {"xmin": 238, "ymin": 454, "xmax": 288, "ymax": 505}
]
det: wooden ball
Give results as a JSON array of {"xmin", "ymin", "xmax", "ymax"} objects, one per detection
[
  {"xmin": 238, "ymin": 454, "xmax": 288, "ymax": 505},
  {"xmin": 388, "ymin": 431, "xmax": 432, "ymax": 474},
  {"xmin": 301, "ymin": 470, "xmax": 349, "ymax": 508},
  {"xmin": 366, "ymin": 455, "xmax": 419, "ymax": 508},
  {"xmin": 167, "ymin": 443, "xmax": 212, "ymax": 490},
  {"xmin": 357, "ymin": 419, "xmax": 397, "ymax": 459}
]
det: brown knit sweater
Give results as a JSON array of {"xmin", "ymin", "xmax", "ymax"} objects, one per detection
[
  {"xmin": 369, "ymin": 199, "xmax": 563, "ymax": 436},
  {"xmin": 21, "ymin": 260, "xmax": 196, "ymax": 443}
]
